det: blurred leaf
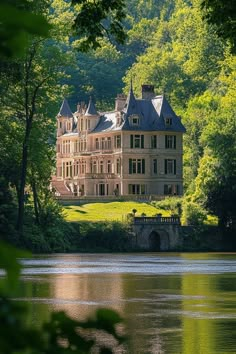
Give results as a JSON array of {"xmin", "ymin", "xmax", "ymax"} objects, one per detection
[
  {"xmin": 0, "ymin": 241, "xmax": 30, "ymax": 294},
  {"xmin": 0, "ymin": 4, "xmax": 51, "ymax": 58}
]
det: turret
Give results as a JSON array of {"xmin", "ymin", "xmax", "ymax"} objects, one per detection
[
  {"xmin": 123, "ymin": 81, "xmax": 142, "ymax": 127},
  {"xmin": 57, "ymin": 99, "xmax": 74, "ymax": 137},
  {"xmin": 83, "ymin": 97, "xmax": 99, "ymax": 132}
]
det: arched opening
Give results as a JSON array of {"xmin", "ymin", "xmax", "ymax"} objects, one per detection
[{"xmin": 149, "ymin": 231, "xmax": 161, "ymax": 251}]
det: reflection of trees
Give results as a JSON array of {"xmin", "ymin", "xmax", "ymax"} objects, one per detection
[
  {"xmin": 180, "ymin": 254, "xmax": 236, "ymax": 354},
  {"xmin": 122, "ymin": 273, "xmax": 182, "ymax": 353}
]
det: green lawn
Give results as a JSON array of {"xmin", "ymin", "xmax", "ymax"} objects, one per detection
[{"xmin": 63, "ymin": 201, "xmax": 170, "ymax": 222}]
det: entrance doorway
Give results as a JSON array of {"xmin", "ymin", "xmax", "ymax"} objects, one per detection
[
  {"xmin": 149, "ymin": 231, "xmax": 161, "ymax": 251},
  {"xmin": 97, "ymin": 183, "xmax": 108, "ymax": 196}
]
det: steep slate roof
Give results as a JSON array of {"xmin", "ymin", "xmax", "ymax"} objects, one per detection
[
  {"xmin": 90, "ymin": 90, "xmax": 186, "ymax": 134},
  {"xmin": 92, "ymin": 112, "xmax": 120, "ymax": 133},
  {"xmin": 152, "ymin": 95, "xmax": 186, "ymax": 132},
  {"xmin": 58, "ymin": 99, "xmax": 74, "ymax": 118},
  {"xmin": 85, "ymin": 97, "xmax": 98, "ymax": 116}
]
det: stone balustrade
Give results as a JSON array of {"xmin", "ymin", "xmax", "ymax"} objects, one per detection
[{"xmin": 133, "ymin": 216, "xmax": 181, "ymax": 225}]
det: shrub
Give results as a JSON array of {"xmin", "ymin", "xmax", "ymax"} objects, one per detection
[
  {"xmin": 79, "ymin": 221, "xmax": 132, "ymax": 251},
  {"xmin": 151, "ymin": 197, "xmax": 183, "ymax": 216},
  {"xmin": 182, "ymin": 201, "xmax": 207, "ymax": 226}
]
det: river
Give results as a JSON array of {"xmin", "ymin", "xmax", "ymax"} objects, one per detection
[{"xmin": 18, "ymin": 253, "xmax": 236, "ymax": 353}]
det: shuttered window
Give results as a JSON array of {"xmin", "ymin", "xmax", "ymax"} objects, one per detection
[
  {"xmin": 129, "ymin": 159, "xmax": 145, "ymax": 174},
  {"xmin": 130, "ymin": 134, "xmax": 144, "ymax": 148},
  {"xmin": 164, "ymin": 159, "xmax": 176, "ymax": 174}
]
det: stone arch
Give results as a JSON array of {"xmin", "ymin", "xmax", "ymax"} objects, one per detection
[
  {"xmin": 149, "ymin": 229, "xmax": 170, "ymax": 251},
  {"xmin": 149, "ymin": 231, "xmax": 160, "ymax": 251}
]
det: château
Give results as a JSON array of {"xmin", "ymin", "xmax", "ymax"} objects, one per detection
[{"xmin": 52, "ymin": 84, "xmax": 186, "ymax": 197}]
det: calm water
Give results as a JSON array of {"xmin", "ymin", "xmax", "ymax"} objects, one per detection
[{"xmin": 17, "ymin": 253, "xmax": 236, "ymax": 353}]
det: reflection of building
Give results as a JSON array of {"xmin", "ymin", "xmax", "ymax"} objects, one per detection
[
  {"xmin": 52, "ymin": 262, "xmax": 124, "ymax": 319},
  {"xmin": 53, "ymin": 84, "xmax": 186, "ymax": 197}
]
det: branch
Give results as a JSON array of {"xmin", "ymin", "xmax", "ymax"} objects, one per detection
[{"xmin": 29, "ymin": 75, "xmax": 51, "ymax": 120}]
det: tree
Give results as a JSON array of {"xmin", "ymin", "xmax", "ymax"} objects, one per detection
[
  {"xmin": 201, "ymin": 0, "xmax": 236, "ymax": 52},
  {"xmin": 72, "ymin": 0, "xmax": 127, "ymax": 51},
  {"xmin": 192, "ymin": 61, "xmax": 236, "ymax": 229},
  {"xmin": 0, "ymin": 0, "xmax": 127, "ymax": 236},
  {"xmin": 123, "ymin": 0, "xmax": 224, "ymax": 108}
]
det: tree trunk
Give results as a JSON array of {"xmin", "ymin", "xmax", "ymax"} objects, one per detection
[
  {"xmin": 16, "ymin": 122, "xmax": 31, "ymax": 234},
  {"xmin": 31, "ymin": 179, "xmax": 40, "ymax": 225}
]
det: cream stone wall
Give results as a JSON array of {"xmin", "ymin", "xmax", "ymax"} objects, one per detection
[{"xmin": 55, "ymin": 109, "xmax": 184, "ymax": 197}]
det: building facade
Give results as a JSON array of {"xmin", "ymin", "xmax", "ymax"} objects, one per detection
[{"xmin": 53, "ymin": 85, "xmax": 186, "ymax": 197}]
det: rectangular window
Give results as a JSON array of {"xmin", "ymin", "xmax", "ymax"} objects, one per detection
[
  {"xmin": 62, "ymin": 140, "xmax": 70, "ymax": 154},
  {"xmin": 164, "ymin": 184, "xmax": 179, "ymax": 195},
  {"xmin": 81, "ymin": 161, "xmax": 86, "ymax": 174},
  {"xmin": 165, "ymin": 135, "xmax": 176, "ymax": 149},
  {"xmin": 65, "ymin": 161, "xmax": 72, "ymax": 178},
  {"xmin": 151, "ymin": 135, "xmax": 157, "ymax": 148},
  {"xmin": 92, "ymin": 161, "xmax": 97, "ymax": 173},
  {"xmin": 107, "ymin": 160, "xmax": 111, "ymax": 173},
  {"xmin": 74, "ymin": 140, "xmax": 79, "ymax": 153},
  {"xmin": 128, "ymin": 184, "xmax": 146, "ymax": 195},
  {"xmin": 74, "ymin": 161, "xmax": 79, "ymax": 176},
  {"xmin": 101, "ymin": 138, "xmax": 105, "ymax": 149},
  {"xmin": 115, "ymin": 135, "xmax": 121, "ymax": 148},
  {"xmin": 99, "ymin": 160, "xmax": 104, "ymax": 173},
  {"xmin": 95, "ymin": 138, "xmax": 99, "ymax": 149},
  {"xmin": 164, "ymin": 159, "xmax": 176, "ymax": 174},
  {"xmin": 107, "ymin": 137, "xmax": 111, "ymax": 149},
  {"xmin": 165, "ymin": 117, "xmax": 172, "ymax": 126},
  {"xmin": 153, "ymin": 159, "xmax": 157, "ymax": 174},
  {"xmin": 116, "ymin": 158, "xmax": 121, "ymax": 174},
  {"xmin": 129, "ymin": 159, "xmax": 145, "ymax": 174},
  {"xmin": 130, "ymin": 134, "xmax": 144, "ymax": 148}
]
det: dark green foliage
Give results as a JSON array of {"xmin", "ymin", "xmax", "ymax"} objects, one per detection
[
  {"xmin": 72, "ymin": 0, "xmax": 127, "ymax": 52},
  {"xmin": 79, "ymin": 221, "xmax": 132, "ymax": 251},
  {"xmin": 0, "ymin": 178, "xmax": 18, "ymax": 243},
  {"xmin": 0, "ymin": 1, "xmax": 50, "ymax": 58},
  {"xmin": 201, "ymin": 0, "xmax": 236, "ymax": 52}
]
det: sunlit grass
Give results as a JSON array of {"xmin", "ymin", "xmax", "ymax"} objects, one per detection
[{"xmin": 63, "ymin": 201, "xmax": 170, "ymax": 222}]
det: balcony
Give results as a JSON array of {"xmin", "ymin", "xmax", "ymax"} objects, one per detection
[{"xmin": 85, "ymin": 173, "xmax": 116, "ymax": 179}]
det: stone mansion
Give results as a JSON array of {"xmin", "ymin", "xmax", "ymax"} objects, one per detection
[{"xmin": 52, "ymin": 84, "xmax": 186, "ymax": 197}]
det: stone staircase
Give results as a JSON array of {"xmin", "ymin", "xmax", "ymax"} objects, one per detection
[{"xmin": 51, "ymin": 180, "xmax": 72, "ymax": 196}]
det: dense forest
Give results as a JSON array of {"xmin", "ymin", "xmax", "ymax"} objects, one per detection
[{"xmin": 0, "ymin": 0, "xmax": 235, "ymax": 252}]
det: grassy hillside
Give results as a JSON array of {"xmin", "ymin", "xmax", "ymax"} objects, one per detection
[{"xmin": 63, "ymin": 201, "xmax": 169, "ymax": 222}]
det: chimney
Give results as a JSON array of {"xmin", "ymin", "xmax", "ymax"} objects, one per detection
[
  {"xmin": 115, "ymin": 94, "xmax": 127, "ymax": 111},
  {"xmin": 141, "ymin": 84, "xmax": 155, "ymax": 100}
]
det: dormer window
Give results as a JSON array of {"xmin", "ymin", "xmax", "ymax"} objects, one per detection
[
  {"xmin": 129, "ymin": 114, "xmax": 140, "ymax": 126},
  {"xmin": 165, "ymin": 117, "xmax": 172, "ymax": 126}
]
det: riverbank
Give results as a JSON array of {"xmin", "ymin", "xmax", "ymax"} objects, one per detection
[{"xmin": 21, "ymin": 219, "xmax": 236, "ymax": 254}]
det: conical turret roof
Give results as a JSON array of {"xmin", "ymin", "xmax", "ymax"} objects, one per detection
[
  {"xmin": 123, "ymin": 81, "xmax": 142, "ymax": 117},
  {"xmin": 85, "ymin": 97, "xmax": 98, "ymax": 116},
  {"xmin": 58, "ymin": 99, "xmax": 73, "ymax": 118}
]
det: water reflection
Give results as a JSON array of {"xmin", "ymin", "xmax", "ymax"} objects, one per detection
[{"xmin": 15, "ymin": 253, "xmax": 236, "ymax": 353}]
